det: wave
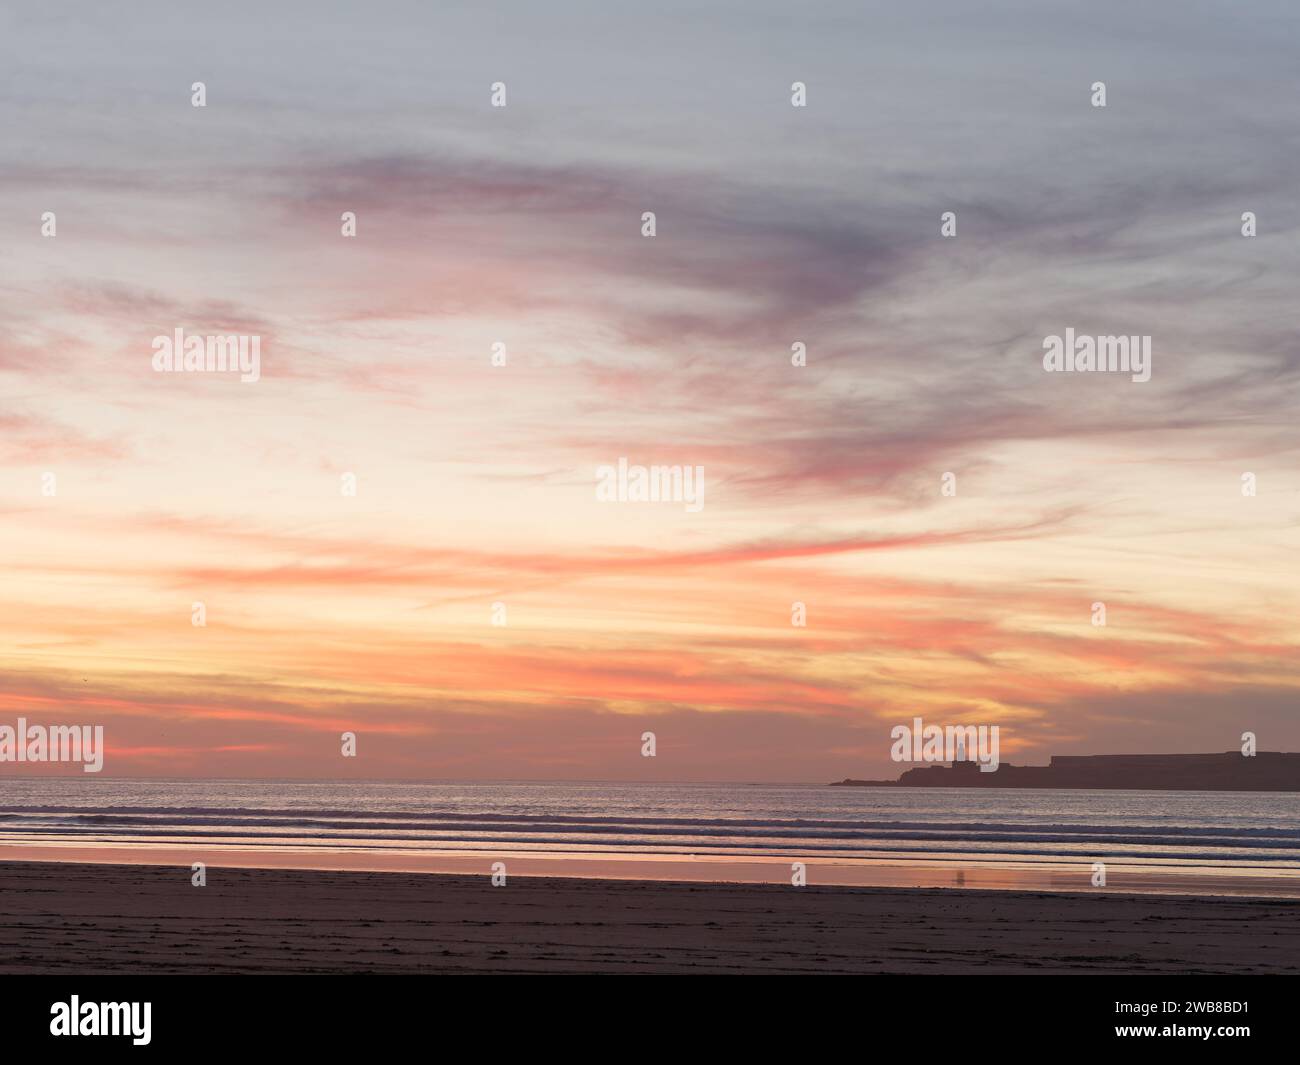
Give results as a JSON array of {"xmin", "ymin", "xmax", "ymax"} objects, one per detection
[
  {"xmin": 2, "ymin": 813, "xmax": 1299, "ymax": 865},
  {"xmin": 3, "ymin": 784, "xmax": 1298, "ymax": 872},
  {"xmin": 3, "ymin": 806, "xmax": 1300, "ymax": 838}
]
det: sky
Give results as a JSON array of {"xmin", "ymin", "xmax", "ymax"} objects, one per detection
[{"xmin": 1, "ymin": 1, "xmax": 1298, "ymax": 780}]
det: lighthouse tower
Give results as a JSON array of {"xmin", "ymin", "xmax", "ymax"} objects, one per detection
[{"xmin": 952, "ymin": 733, "xmax": 979, "ymax": 773}]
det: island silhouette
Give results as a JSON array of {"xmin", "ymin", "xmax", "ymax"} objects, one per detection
[{"xmin": 832, "ymin": 751, "xmax": 1300, "ymax": 791}]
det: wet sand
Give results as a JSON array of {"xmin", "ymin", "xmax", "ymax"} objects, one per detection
[
  {"xmin": 2, "ymin": 860, "xmax": 1299, "ymax": 974},
  {"xmin": 4, "ymin": 842, "xmax": 1296, "ymax": 897}
]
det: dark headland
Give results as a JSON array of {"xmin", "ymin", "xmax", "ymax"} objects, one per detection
[{"xmin": 832, "ymin": 752, "xmax": 1300, "ymax": 791}]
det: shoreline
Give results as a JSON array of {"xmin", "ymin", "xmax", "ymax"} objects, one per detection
[
  {"xmin": 3, "ymin": 842, "xmax": 1299, "ymax": 898},
  {"xmin": 2, "ymin": 859, "xmax": 1298, "ymax": 974}
]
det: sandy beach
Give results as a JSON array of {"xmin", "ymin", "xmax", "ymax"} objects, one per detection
[{"xmin": 2, "ymin": 860, "xmax": 1297, "ymax": 975}]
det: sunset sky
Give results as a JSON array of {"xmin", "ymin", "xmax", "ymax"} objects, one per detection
[{"xmin": 2, "ymin": 1, "xmax": 1298, "ymax": 780}]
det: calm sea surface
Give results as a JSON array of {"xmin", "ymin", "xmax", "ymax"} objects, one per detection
[{"xmin": 3, "ymin": 779, "xmax": 1299, "ymax": 884}]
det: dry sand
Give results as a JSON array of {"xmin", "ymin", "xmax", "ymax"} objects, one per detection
[{"xmin": 2, "ymin": 860, "xmax": 1298, "ymax": 974}]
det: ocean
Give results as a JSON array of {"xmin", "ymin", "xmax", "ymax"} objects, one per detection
[{"xmin": 3, "ymin": 778, "xmax": 1299, "ymax": 895}]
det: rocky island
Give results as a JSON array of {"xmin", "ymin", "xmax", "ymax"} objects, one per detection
[{"xmin": 832, "ymin": 752, "xmax": 1300, "ymax": 791}]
